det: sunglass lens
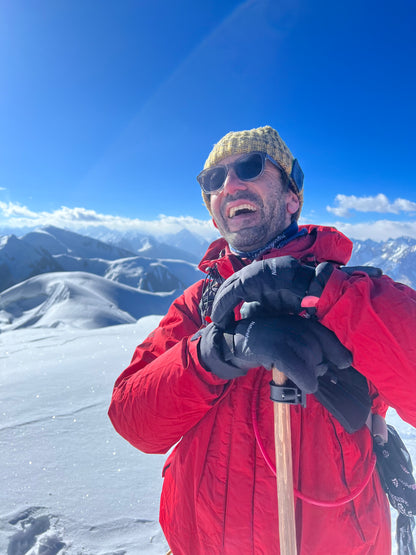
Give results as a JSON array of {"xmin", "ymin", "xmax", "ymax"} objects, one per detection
[
  {"xmin": 235, "ymin": 153, "xmax": 263, "ymax": 180},
  {"xmin": 203, "ymin": 166, "xmax": 227, "ymax": 193},
  {"xmin": 198, "ymin": 152, "xmax": 265, "ymax": 193}
]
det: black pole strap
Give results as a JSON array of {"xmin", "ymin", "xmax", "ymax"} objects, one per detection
[{"xmin": 270, "ymin": 379, "xmax": 306, "ymax": 407}]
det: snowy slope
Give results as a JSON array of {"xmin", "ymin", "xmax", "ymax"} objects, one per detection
[
  {"xmin": 52, "ymin": 255, "xmax": 201, "ymax": 292},
  {"xmin": 0, "ymin": 272, "xmax": 178, "ymax": 332},
  {"xmin": 0, "ymin": 318, "xmax": 169, "ymax": 554},
  {"xmin": 0, "ymin": 234, "xmax": 61, "ymax": 292},
  {"xmin": 0, "ymin": 226, "xmax": 203, "ymax": 296},
  {"xmin": 104, "ymin": 257, "xmax": 201, "ymax": 292}
]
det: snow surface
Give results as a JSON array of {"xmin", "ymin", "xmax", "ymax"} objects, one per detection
[
  {"xmin": 1, "ymin": 317, "xmax": 415, "ymax": 553},
  {"xmin": 1, "ymin": 317, "xmax": 169, "ymax": 554},
  {"xmin": 0, "ymin": 272, "xmax": 179, "ymax": 332}
]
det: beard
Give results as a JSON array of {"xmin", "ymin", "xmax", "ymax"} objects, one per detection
[{"xmin": 218, "ymin": 194, "xmax": 289, "ymax": 252}]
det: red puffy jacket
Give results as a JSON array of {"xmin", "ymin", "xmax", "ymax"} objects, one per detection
[{"xmin": 109, "ymin": 225, "xmax": 416, "ymax": 554}]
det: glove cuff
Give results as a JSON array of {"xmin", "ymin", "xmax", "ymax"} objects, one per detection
[{"xmin": 197, "ymin": 323, "xmax": 246, "ymax": 380}]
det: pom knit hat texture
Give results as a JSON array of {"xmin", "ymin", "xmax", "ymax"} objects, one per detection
[{"xmin": 201, "ymin": 125, "xmax": 304, "ymax": 219}]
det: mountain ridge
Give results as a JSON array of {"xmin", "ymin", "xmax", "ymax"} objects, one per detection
[{"xmin": 1, "ymin": 225, "xmax": 416, "ymax": 331}]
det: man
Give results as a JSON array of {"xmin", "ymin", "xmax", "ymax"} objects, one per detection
[{"xmin": 109, "ymin": 126, "xmax": 416, "ymax": 554}]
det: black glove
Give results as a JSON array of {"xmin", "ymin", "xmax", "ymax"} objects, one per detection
[
  {"xmin": 211, "ymin": 256, "xmax": 314, "ymax": 329},
  {"xmin": 198, "ymin": 314, "xmax": 352, "ymax": 392},
  {"xmin": 211, "ymin": 256, "xmax": 382, "ymax": 329}
]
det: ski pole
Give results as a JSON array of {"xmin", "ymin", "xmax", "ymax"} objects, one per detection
[{"xmin": 271, "ymin": 365, "xmax": 299, "ymax": 555}]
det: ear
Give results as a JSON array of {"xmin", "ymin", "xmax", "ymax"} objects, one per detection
[
  {"xmin": 287, "ymin": 190, "xmax": 300, "ymax": 215},
  {"xmin": 212, "ymin": 218, "xmax": 218, "ymax": 229}
]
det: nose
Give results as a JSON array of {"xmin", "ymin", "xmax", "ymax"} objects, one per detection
[{"xmin": 222, "ymin": 168, "xmax": 248, "ymax": 195}]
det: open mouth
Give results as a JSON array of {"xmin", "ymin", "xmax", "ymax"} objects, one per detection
[{"xmin": 228, "ymin": 204, "xmax": 257, "ymax": 218}]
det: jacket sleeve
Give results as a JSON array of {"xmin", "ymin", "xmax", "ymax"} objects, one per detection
[
  {"xmin": 316, "ymin": 269, "xmax": 416, "ymax": 426},
  {"xmin": 108, "ymin": 280, "xmax": 229, "ymax": 454}
]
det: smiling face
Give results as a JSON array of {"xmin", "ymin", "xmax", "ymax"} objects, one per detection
[{"xmin": 208, "ymin": 153, "xmax": 300, "ymax": 252}]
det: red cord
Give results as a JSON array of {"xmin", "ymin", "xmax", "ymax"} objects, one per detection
[{"xmin": 251, "ymin": 374, "xmax": 376, "ymax": 508}]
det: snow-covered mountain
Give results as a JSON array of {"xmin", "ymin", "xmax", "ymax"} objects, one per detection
[
  {"xmin": 0, "ymin": 226, "xmax": 203, "ymax": 291},
  {"xmin": 80, "ymin": 226, "xmax": 208, "ymax": 262},
  {"xmin": 0, "ymin": 226, "xmax": 135, "ymax": 293},
  {"xmin": 0, "ymin": 233, "xmax": 61, "ymax": 292},
  {"xmin": 160, "ymin": 228, "xmax": 211, "ymax": 260},
  {"xmin": 22, "ymin": 226, "xmax": 135, "ymax": 260},
  {"xmin": 2, "ymin": 225, "xmax": 416, "ymax": 334},
  {"xmin": 349, "ymin": 236, "xmax": 416, "ymax": 288},
  {"xmin": 0, "ymin": 226, "xmax": 204, "ymax": 332},
  {"xmin": 0, "ymin": 272, "xmax": 178, "ymax": 331}
]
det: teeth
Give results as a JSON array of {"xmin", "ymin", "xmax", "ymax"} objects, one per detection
[{"xmin": 229, "ymin": 204, "xmax": 256, "ymax": 218}]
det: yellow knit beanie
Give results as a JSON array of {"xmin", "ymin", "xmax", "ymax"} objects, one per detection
[{"xmin": 201, "ymin": 125, "xmax": 304, "ymax": 220}]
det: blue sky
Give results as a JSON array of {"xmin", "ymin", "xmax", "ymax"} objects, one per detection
[{"xmin": 1, "ymin": 0, "xmax": 415, "ymax": 242}]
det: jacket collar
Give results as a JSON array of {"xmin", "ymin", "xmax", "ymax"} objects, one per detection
[
  {"xmin": 230, "ymin": 222, "xmax": 306, "ymax": 260},
  {"xmin": 198, "ymin": 224, "xmax": 353, "ymax": 279}
]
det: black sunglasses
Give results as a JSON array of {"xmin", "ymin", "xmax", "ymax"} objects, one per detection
[{"xmin": 197, "ymin": 151, "xmax": 304, "ymax": 194}]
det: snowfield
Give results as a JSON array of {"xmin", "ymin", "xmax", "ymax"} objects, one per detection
[
  {"xmin": 1, "ymin": 318, "xmax": 415, "ymax": 553},
  {"xmin": 1, "ymin": 318, "xmax": 169, "ymax": 554}
]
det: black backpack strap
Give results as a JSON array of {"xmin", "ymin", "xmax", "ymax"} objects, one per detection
[
  {"xmin": 373, "ymin": 424, "xmax": 416, "ymax": 555},
  {"xmin": 199, "ymin": 265, "xmax": 224, "ymax": 324},
  {"xmin": 397, "ymin": 514, "xmax": 415, "ymax": 555},
  {"xmin": 373, "ymin": 424, "xmax": 416, "ymax": 517}
]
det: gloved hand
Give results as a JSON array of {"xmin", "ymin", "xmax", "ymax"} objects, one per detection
[
  {"xmin": 211, "ymin": 256, "xmax": 314, "ymax": 329},
  {"xmin": 211, "ymin": 256, "xmax": 382, "ymax": 329},
  {"xmin": 198, "ymin": 314, "xmax": 352, "ymax": 392}
]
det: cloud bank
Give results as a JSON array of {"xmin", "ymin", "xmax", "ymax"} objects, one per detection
[
  {"xmin": 327, "ymin": 194, "xmax": 416, "ymax": 218},
  {"xmin": 327, "ymin": 220, "xmax": 416, "ymax": 242},
  {"xmin": 2, "ymin": 197, "xmax": 416, "ymax": 243},
  {"xmin": 0, "ymin": 201, "xmax": 218, "ymax": 240}
]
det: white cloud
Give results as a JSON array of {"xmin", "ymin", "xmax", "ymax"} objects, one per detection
[
  {"xmin": 326, "ymin": 194, "xmax": 416, "ymax": 218},
  {"xmin": 304, "ymin": 218, "xmax": 416, "ymax": 242},
  {"xmin": 0, "ymin": 201, "xmax": 217, "ymax": 240},
  {"xmin": 0, "ymin": 201, "xmax": 39, "ymax": 219},
  {"xmin": 3, "ymin": 200, "xmax": 416, "ymax": 245}
]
